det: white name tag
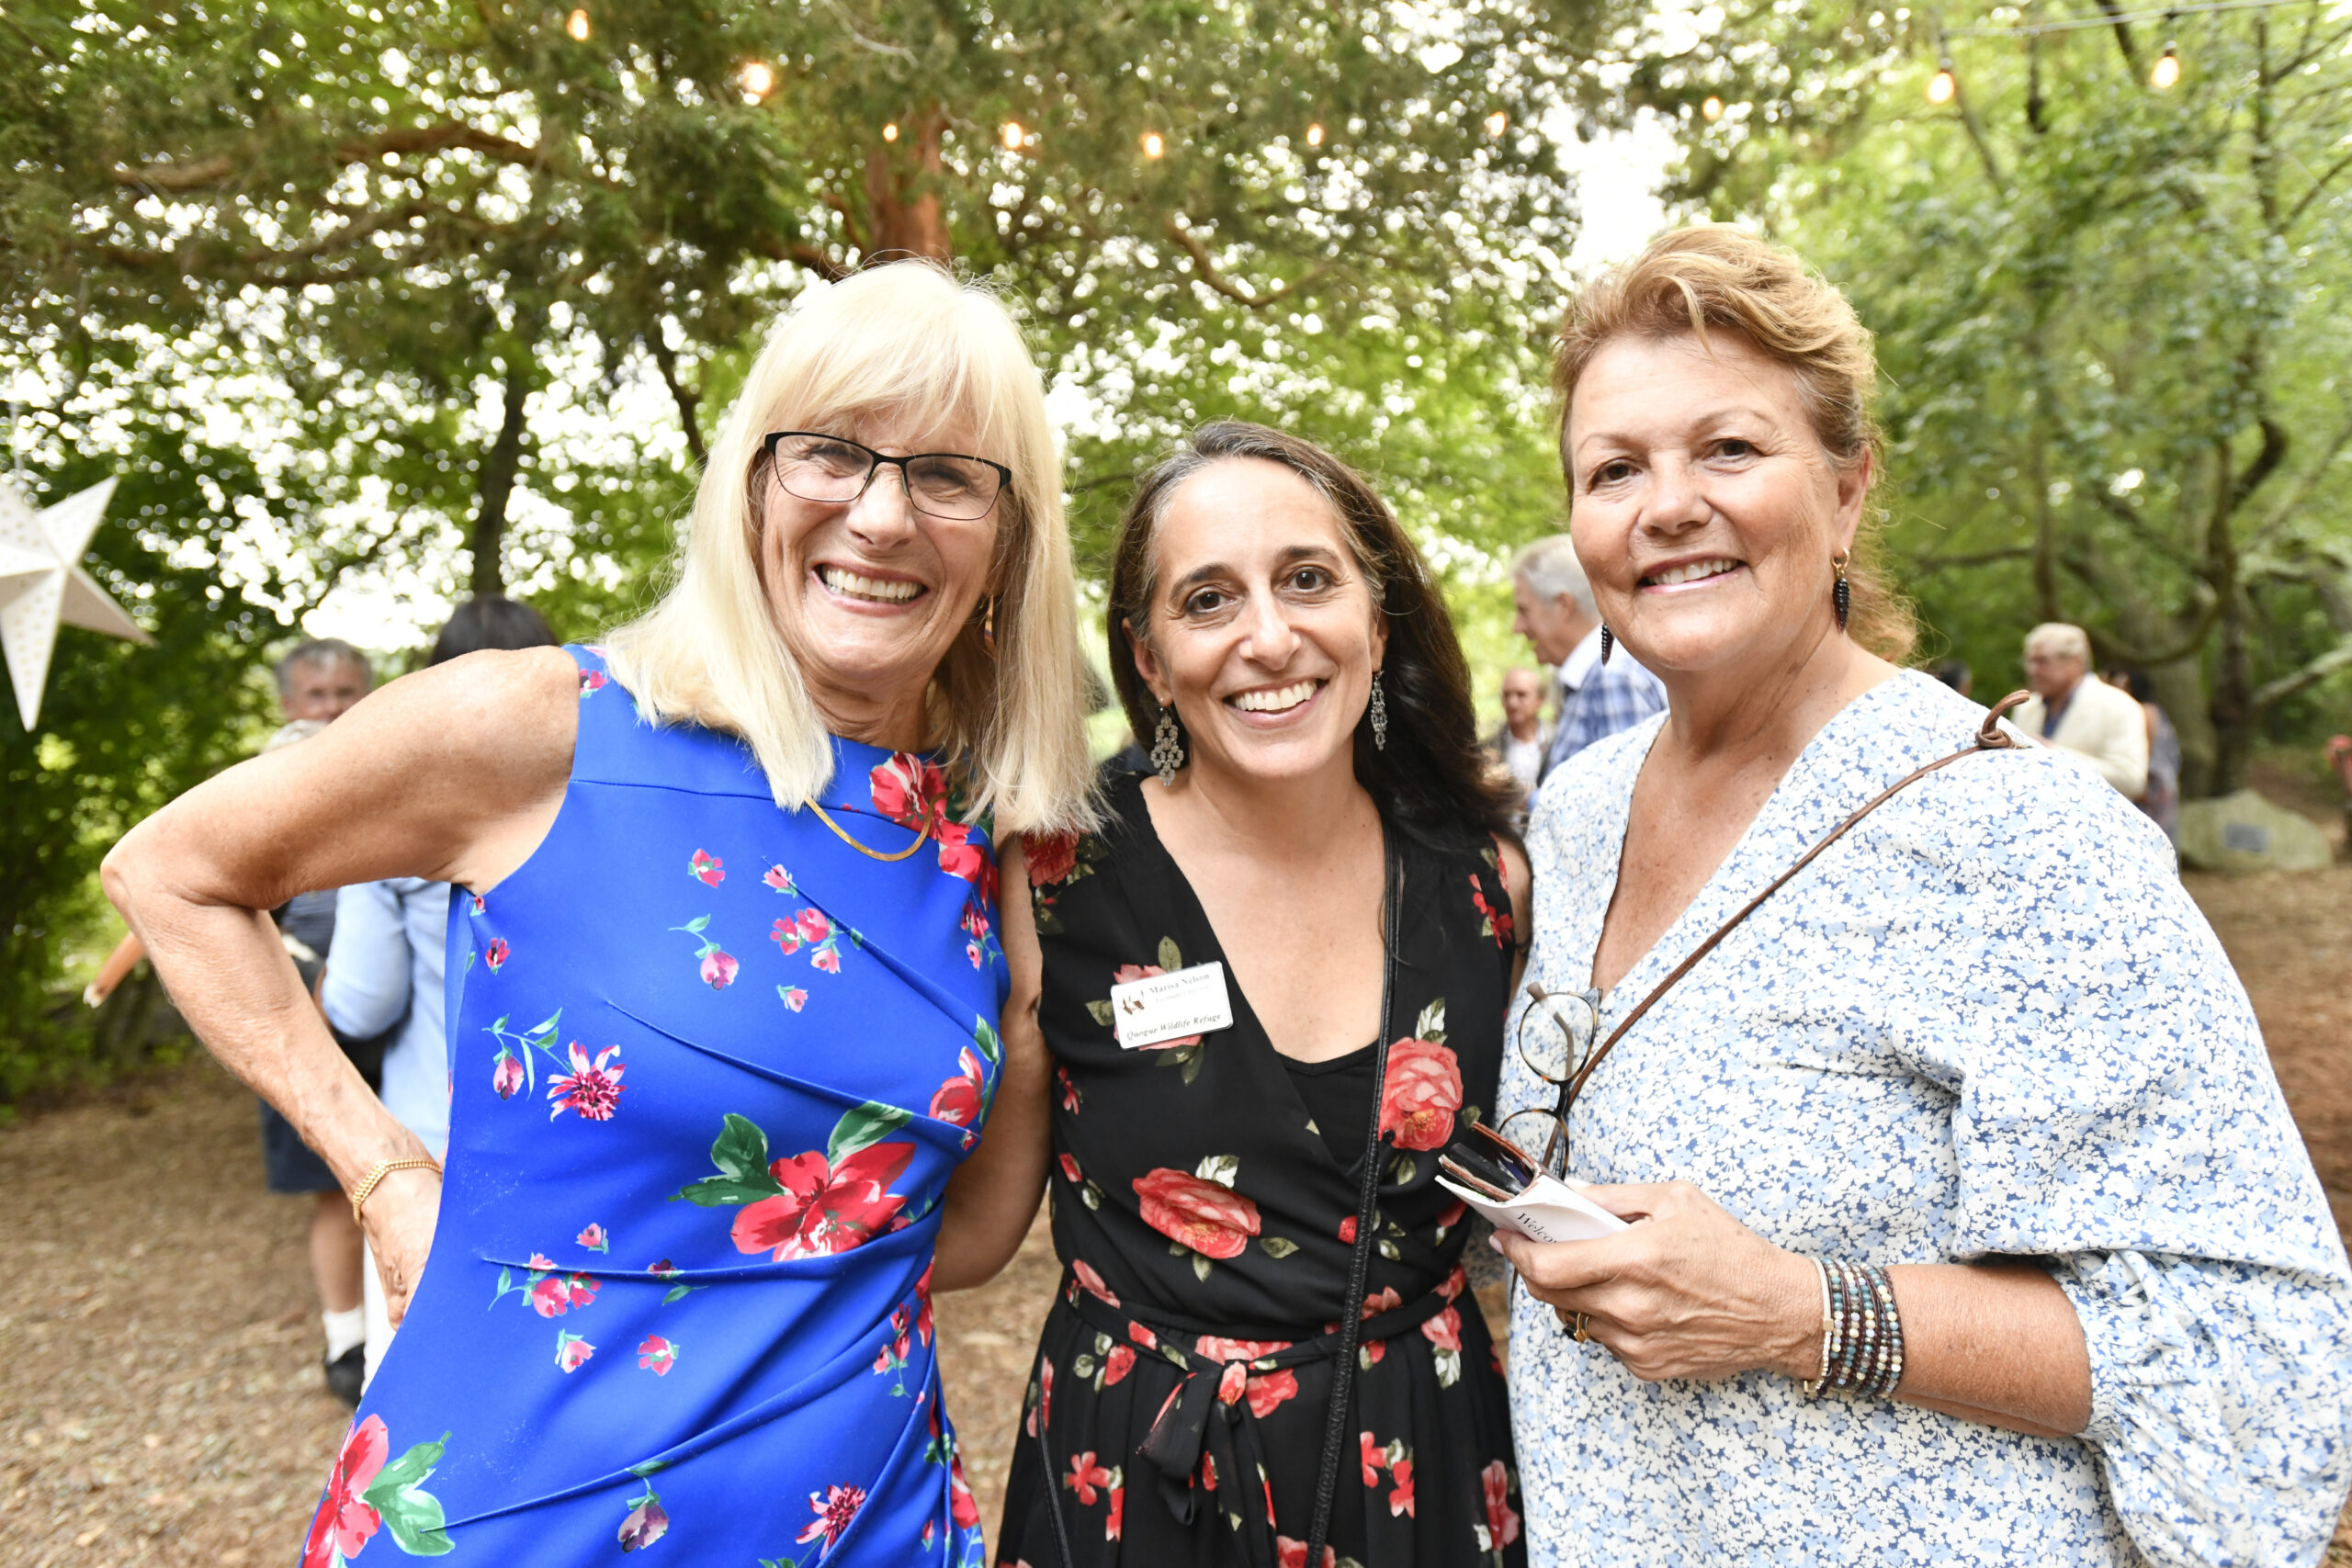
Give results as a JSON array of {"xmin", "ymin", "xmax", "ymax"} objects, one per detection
[{"xmin": 1109, "ymin": 962, "xmax": 1235, "ymax": 1050}]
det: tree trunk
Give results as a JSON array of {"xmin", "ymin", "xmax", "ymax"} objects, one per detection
[
  {"xmin": 863, "ymin": 111, "xmax": 953, "ymax": 262},
  {"xmin": 468, "ymin": 363, "xmax": 532, "ymax": 597}
]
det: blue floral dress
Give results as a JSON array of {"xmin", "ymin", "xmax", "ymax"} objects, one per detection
[
  {"xmin": 1503, "ymin": 671, "xmax": 2352, "ymax": 1567},
  {"xmin": 300, "ymin": 646, "xmax": 1004, "ymax": 1567}
]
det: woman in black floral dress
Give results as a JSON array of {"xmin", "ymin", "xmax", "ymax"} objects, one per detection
[{"xmin": 989, "ymin": 423, "xmax": 1532, "ymax": 1568}]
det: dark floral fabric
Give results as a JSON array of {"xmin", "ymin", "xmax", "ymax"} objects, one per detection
[{"xmin": 998, "ymin": 765, "xmax": 1527, "ymax": 1568}]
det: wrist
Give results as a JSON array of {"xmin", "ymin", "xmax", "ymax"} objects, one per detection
[{"xmin": 1760, "ymin": 1248, "xmax": 1828, "ymax": 1383}]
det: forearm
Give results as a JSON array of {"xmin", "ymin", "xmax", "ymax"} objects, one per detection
[
  {"xmin": 1761, "ymin": 1255, "xmax": 2091, "ymax": 1438},
  {"xmin": 103, "ymin": 841, "xmax": 422, "ymax": 1188}
]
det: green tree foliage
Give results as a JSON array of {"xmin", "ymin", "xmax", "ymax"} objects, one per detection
[{"xmin": 1577, "ymin": 0, "xmax": 2352, "ymax": 792}]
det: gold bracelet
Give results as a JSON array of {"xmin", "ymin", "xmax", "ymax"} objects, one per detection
[{"xmin": 351, "ymin": 1156, "xmax": 442, "ymax": 1226}]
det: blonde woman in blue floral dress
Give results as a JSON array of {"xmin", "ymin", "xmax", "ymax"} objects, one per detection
[
  {"xmin": 1492, "ymin": 226, "xmax": 2352, "ymax": 1566},
  {"xmin": 103, "ymin": 263, "xmax": 1093, "ymax": 1566}
]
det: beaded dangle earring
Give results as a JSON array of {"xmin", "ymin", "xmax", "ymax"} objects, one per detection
[
  {"xmin": 1831, "ymin": 551, "xmax": 1851, "ymax": 634},
  {"xmin": 1599, "ymin": 626, "xmax": 1615, "ymax": 665},
  {"xmin": 1369, "ymin": 671, "xmax": 1389, "ymax": 750},
  {"xmin": 1150, "ymin": 702, "xmax": 1184, "ymax": 784}
]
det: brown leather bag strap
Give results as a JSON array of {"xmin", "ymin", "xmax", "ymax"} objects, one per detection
[{"xmin": 1560, "ymin": 691, "xmax": 2030, "ymax": 1111}]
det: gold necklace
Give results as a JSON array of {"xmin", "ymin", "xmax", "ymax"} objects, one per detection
[{"xmin": 806, "ymin": 798, "xmax": 933, "ymax": 863}]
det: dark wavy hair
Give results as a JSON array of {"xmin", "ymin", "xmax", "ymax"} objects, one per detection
[{"xmin": 1106, "ymin": 421, "xmax": 1521, "ymax": 849}]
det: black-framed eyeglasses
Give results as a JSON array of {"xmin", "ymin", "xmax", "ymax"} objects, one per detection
[
  {"xmin": 1493, "ymin": 984, "xmax": 1600, "ymax": 1182},
  {"xmin": 760, "ymin": 431, "xmax": 1012, "ymax": 523}
]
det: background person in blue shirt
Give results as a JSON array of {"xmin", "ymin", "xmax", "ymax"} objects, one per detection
[
  {"xmin": 321, "ymin": 594, "xmax": 558, "ymax": 1388},
  {"xmin": 1508, "ymin": 534, "xmax": 1666, "ymax": 796}
]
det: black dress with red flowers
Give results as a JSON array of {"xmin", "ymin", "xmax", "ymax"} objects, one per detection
[{"xmin": 995, "ymin": 764, "xmax": 1528, "ymax": 1568}]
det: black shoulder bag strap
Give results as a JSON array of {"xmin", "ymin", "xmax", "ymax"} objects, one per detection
[{"xmin": 1306, "ymin": 827, "xmax": 1404, "ymax": 1568}]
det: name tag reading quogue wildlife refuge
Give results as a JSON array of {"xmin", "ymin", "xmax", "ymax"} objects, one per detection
[{"xmin": 1109, "ymin": 962, "xmax": 1236, "ymax": 1050}]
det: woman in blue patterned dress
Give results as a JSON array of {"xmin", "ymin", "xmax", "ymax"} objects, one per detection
[
  {"xmin": 101, "ymin": 262, "xmax": 1094, "ymax": 1566},
  {"xmin": 1492, "ymin": 226, "xmax": 2352, "ymax": 1565}
]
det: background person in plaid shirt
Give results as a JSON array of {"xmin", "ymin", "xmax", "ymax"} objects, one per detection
[{"xmin": 1510, "ymin": 535, "xmax": 1667, "ymax": 797}]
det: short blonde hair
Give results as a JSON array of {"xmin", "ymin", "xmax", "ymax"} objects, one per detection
[
  {"xmin": 1554, "ymin": 225, "xmax": 1916, "ymax": 663},
  {"xmin": 603, "ymin": 262, "xmax": 1095, "ymax": 836}
]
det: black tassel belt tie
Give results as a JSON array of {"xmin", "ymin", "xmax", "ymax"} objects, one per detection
[{"xmin": 1056, "ymin": 1269, "xmax": 1455, "ymax": 1568}]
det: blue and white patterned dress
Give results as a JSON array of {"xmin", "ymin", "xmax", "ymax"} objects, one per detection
[{"xmin": 1503, "ymin": 670, "xmax": 2352, "ymax": 1567}]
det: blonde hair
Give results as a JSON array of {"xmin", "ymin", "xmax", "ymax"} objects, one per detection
[
  {"xmin": 603, "ymin": 262, "xmax": 1096, "ymax": 835},
  {"xmin": 2024, "ymin": 622, "xmax": 2091, "ymax": 662},
  {"xmin": 1554, "ymin": 225, "xmax": 1917, "ymax": 663}
]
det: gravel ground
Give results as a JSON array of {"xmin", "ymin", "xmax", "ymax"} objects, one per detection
[{"xmin": 3, "ymin": 864, "xmax": 2347, "ymax": 1565}]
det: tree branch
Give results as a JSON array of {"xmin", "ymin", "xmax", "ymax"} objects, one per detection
[
  {"xmin": 2228, "ymin": 416, "xmax": 2290, "ymax": 517},
  {"xmin": 1908, "ymin": 547, "xmax": 2037, "ymax": 574},
  {"xmin": 643, "ymin": 333, "xmax": 707, "ymax": 469},
  {"xmin": 1164, "ymin": 217, "xmax": 1320, "ymax": 310},
  {"xmin": 2251, "ymin": 634, "xmax": 2352, "ymax": 710}
]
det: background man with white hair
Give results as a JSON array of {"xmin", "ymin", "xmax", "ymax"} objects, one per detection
[
  {"xmin": 2012, "ymin": 621, "xmax": 2150, "ymax": 796},
  {"xmin": 1510, "ymin": 534, "xmax": 1666, "ymax": 791}
]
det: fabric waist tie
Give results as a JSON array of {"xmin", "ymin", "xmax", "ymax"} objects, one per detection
[{"xmin": 1059, "ymin": 1268, "xmax": 1453, "ymax": 1567}]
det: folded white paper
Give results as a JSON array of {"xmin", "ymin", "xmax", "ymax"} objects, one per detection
[{"xmin": 1437, "ymin": 1170, "xmax": 1630, "ymax": 1245}]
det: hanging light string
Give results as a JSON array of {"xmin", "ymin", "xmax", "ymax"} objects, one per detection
[{"xmin": 1942, "ymin": 0, "xmax": 2313, "ymax": 39}]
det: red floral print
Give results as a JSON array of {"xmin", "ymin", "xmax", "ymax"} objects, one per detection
[
  {"xmin": 1056, "ymin": 1064, "xmax": 1081, "ymax": 1112},
  {"xmin": 1132, "ymin": 1168, "xmax": 1261, "ymax": 1258},
  {"xmin": 1377, "ymin": 1036, "xmax": 1464, "ymax": 1151},
  {"xmin": 869, "ymin": 754, "xmax": 991, "ymax": 887},
  {"xmin": 1421, "ymin": 1305, "xmax": 1463, "ymax": 1352},
  {"xmin": 1102, "ymin": 1344, "xmax": 1136, "ymax": 1386},
  {"xmin": 929, "ymin": 1047, "xmax": 986, "ymax": 1129},
  {"xmin": 483, "ymin": 938, "xmax": 510, "ymax": 974},
  {"xmin": 547, "ymin": 1043, "xmax": 625, "ymax": 1122},
  {"xmin": 914, "ymin": 1259, "xmax": 936, "ymax": 1347},
  {"xmin": 1066, "ymin": 1451, "xmax": 1114, "ymax": 1506},
  {"xmin": 1107, "ymin": 964, "xmax": 1202, "ymax": 1050},
  {"xmin": 1025, "ymin": 831, "xmax": 1080, "ymax": 886},
  {"xmin": 1105, "ymin": 1483, "xmax": 1125, "ymax": 1540},
  {"xmin": 555, "ymin": 1331, "xmax": 594, "ymax": 1371},
  {"xmin": 1058, "ymin": 1151, "xmax": 1083, "ymax": 1184},
  {"xmin": 578, "ymin": 669, "xmax": 606, "ymax": 695},
  {"xmin": 763, "ymin": 863, "xmax": 797, "ymax": 895},
  {"xmin": 1482, "ymin": 1460, "xmax": 1521, "ymax": 1551},
  {"xmin": 1439, "ymin": 1199, "xmax": 1468, "ymax": 1235},
  {"xmin": 1337, "ymin": 1213, "xmax": 1357, "ymax": 1244},
  {"xmin": 492, "ymin": 1052, "xmax": 524, "ymax": 1100},
  {"xmin": 796, "ymin": 1483, "xmax": 865, "ymax": 1559},
  {"xmin": 1071, "ymin": 1258, "xmax": 1119, "ymax": 1307},
  {"xmin": 1441, "ymin": 1263, "xmax": 1467, "ymax": 1301},
  {"xmin": 1195, "ymin": 1335, "xmax": 1291, "ymax": 1363},
  {"xmin": 1128, "ymin": 1322, "xmax": 1159, "ymax": 1350},
  {"xmin": 637, "ymin": 1335, "xmax": 677, "ymax": 1375},
  {"xmin": 1245, "ymin": 1367, "xmax": 1299, "ymax": 1417},
  {"xmin": 617, "ymin": 1496, "xmax": 667, "ymax": 1551},
  {"xmin": 1201, "ymin": 1450, "xmax": 1217, "ymax": 1493},
  {"xmin": 1360, "ymin": 1431, "xmax": 1386, "ymax": 1487},
  {"xmin": 700, "ymin": 947, "xmax": 740, "ymax": 988},
  {"xmin": 730, "ymin": 1141, "xmax": 913, "ymax": 1260},
  {"xmin": 1469, "ymin": 874, "xmax": 1513, "ymax": 948},
  {"xmin": 688, "ymin": 849, "xmax": 724, "ymax": 886},
  {"xmin": 1216, "ymin": 1359, "xmax": 1250, "ymax": 1405},
  {"xmin": 1277, "ymin": 1536, "xmax": 1337, "ymax": 1568},
  {"xmin": 1388, "ymin": 1451, "xmax": 1417, "ymax": 1517},
  {"xmin": 576, "ymin": 1223, "xmax": 608, "ymax": 1253},
  {"xmin": 302, "ymin": 1415, "xmax": 388, "ymax": 1568},
  {"xmin": 949, "ymin": 1450, "xmax": 981, "ymax": 1529},
  {"xmin": 778, "ymin": 985, "xmax": 808, "ymax": 1012}
]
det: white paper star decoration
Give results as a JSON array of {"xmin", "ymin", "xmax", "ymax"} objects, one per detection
[{"xmin": 0, "ymin": 477, "xmax": 155, "ymax": 731}]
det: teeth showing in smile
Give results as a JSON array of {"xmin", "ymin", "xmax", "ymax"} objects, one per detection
[
  {"xmin": 1230, "ymin": 680, "xmax": 1320, "ymax": 714},
  {"xmin": 820, "ymin": 566, "xmax": 922, "ymax": 603},
  {"xmin": 1645, "ymin": 558, "xmax": 1742, "ymax": 588}
]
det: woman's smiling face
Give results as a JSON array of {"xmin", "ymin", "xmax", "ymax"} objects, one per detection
[
  {"xmin": 755, "ymin": 406, "xmax": 1002, "ymax": 740},
  {"xmin": 1128, "ymin": 457, "xmax": 1385, "ymax": 785},
  {"xmin": 1564, "ymin": 332, "xmax": 1867, "ymax": 680}
]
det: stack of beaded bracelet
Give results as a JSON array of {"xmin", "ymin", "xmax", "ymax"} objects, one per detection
[{"xmin": 1800, "ymin": 1258, "xmax": 1905, "ymax": 1399}]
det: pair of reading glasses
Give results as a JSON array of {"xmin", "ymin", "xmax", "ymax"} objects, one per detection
[
  {"xmin": 1487, "ymin": 983, "xmax": 1601, "ymax": 1184},
  {"xmin": 761, "ymin": 431, "xmax": 1012, "ymax": 523}
]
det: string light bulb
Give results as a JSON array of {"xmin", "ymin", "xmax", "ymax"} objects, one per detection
[
  {"xmin": 1141, "ymin": 130, "xmax": 1165, "ymax": 158},
  {"xmin": 2151, "ymin": 43, "xmax": 2181, "ymax": 88},
  {"xmin": 1927, "ymin": 61, "xmax": 1958, "ymax": 104},
  {"xmin": 1702, "ymin": 96, "xmax": 1724, "ymax": 121},
  {"xmin": 883, "ymin": 122, "xmax": 899, "ymax": 141},
  {"xmin": 738, "ymin": 61, "xmax": 775, "ymax": 102},
  {"xmin": 1001, "ymin": 120, "xmax": 1024, "ymax": 152},
  {"xmin": 1483, "ymin": 109, "xmax": 1508, "ymax": 136},
  {"xmin": 1306, "ymin": 122, "xmax": 1325, "ymax": 148},
  {"xmin": 565, "ymin": 8, "xmax": 590, "ymax": 41}
]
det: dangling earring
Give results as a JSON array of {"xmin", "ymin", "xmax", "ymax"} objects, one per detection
[
  {"xmin": 1150, "ymin": 703, "xmax": 1184, "ymax": 784},
  {"xmin": 1831, "ymin": 551, "xmax": 1851, "ymax": 634},
  {"xmin": 980, "ymin": 595, "xmax": 998, "ymax": 656},
  {"xmin": 1599, "ymin": 626, "xmax": 1615, "ymax": 666},
  {"xmin": 1370, "ymin": 671, "xmax": 1389, "ymax": 751}
]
